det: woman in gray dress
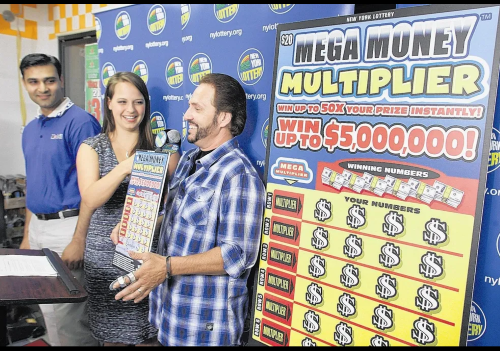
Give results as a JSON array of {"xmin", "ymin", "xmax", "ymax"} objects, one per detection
[{"xmin": 76, "ymin": 72, "xmax": 179, "ymax": 345}]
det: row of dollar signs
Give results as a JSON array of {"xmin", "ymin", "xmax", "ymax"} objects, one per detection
[
  {"xmin": 302, "ymin": 337, "xmax": 316, "ymax": 347},
  {"xmin": 344, "ymin": 234, "xmax": 363, "ymax": 259},
  {"xmin": 411, "ymin": 317, "xmax": 435, "ymax": 345},
  {"xmin": 372, "ymin": 304, "xmax": 393, "ymax": 330},
  {"xmin": 370, "ymin": 335, "xmax": 390, "ymax": 346},
  {"xmin": 379, "ymin": 242, "xmax": 401, "ymax": 268},
  {"xmin": 423, "ymin": 218, "xmax": 447, "ymax": 245},
  {"xmin": 382, "ymin": 211, "xmax": 404, "ymax": 237},
  {"xmin": 337, "ymin": 292, "xmax": 356, "ymax": 317},
  {"xmin": 314, "ymin": 199, "xmax": 332, "ymax": 222},
  {"xmin": 419, "ymin": 251, "xmax": 443, "ymax": 279},
  {"xmin": 305, "ymin": 282, "xmax": 323, "ymax": 306},
  {"xmin": 415, "ymin": 284, "xmax": 440, "ymax": 312},
  {"xmin": 309, "ymin": 255, "xmax": 326, "ymax": 278},
  {"xmin": 347, "ymin": 204, "xmax": 366, "ymax": 229},
  {"xmin": 311, "ymin": 226, "xmax": 329, "ymax": 250},
  {"xmin": 375, "ymin": 273, "xmax": 397, "ymax": 299},
  {"xmin": 340, "ymin": 263, "xmax": 359, "ymax": 288},
  {"xmin": 303, "ymin": 310, "xmax": 320, "ymax": 333},
  {"xmin": 334, "ymin": 322, "xmax": 353, "ymax": 346}
]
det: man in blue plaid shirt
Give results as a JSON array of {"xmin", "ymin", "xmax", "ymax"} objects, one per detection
[{"xmin": 112, "ymin": 73, "xmax": 265, "ymax": 346}]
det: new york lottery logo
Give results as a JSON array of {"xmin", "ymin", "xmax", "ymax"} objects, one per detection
[
  {"xmin": 101, "ymin": 62, "xmax": 116, "ymax": 87},
  {"xmin": 261, "ymin": 118, "xmax": 269, "ymax": 148},
  {"xmin": 181, "ymin": 4, "xmax": 191, "ymax": 29},
  {"xmin": 166, "ymin": 57, "xmax": 184, "ymax": 89},
  {"xmin": 189, "ymin": 53, "xmax": 212, "ymax": 86},
  {"xmin": 150, "ymin": 112, "xmax": 166, "ymax": 135},
  {"xmin": 95, "ymin": 16, "xmax": 102, "ymax": 42},
  {"xmin": 238, "ymin": 48, "xmax": 264, "ymax": 85},
  {"xmin": 269, "ymin": 4, "xmax": 295, "ymax": 14},
  {"xmin": 147, "ymin": 4, "xmax": 166, "ymax": 35},
  {"xmin": 214, "ymin": 4, "xmax": 238, "ymax": 23},
  {"xmin": 115, "ymin": 11, "xmax": 132, "ymax": 40},
  {"xmin": 468, "ymin": 301, "xmax": 486, "ymax": 342},
  {"xmin": 488, "ymin": 127, "xmax": 500, "ymax": 173},
  {"xmin": 132, "ymin": 60, "xmax": 149, "ymax": 84}
]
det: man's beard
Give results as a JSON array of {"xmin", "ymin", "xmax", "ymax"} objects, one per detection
[{"xmin": 188, "ymin": 114, "xmax": 218, "ymax": 143}]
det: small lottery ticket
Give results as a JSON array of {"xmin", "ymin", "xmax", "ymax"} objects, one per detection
[
  {"xmin": 342, "ymin": 170, "xmax": 365, "ymax": 193},
  {"xmin": 113, "ymin": 150, "xmax": 171, "ymax": 273}
]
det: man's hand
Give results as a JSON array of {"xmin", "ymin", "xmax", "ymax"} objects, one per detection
[
  {"xmin": 61, "ymin": 238, "xmax": 85, "ymax": 270},
  {"xmin": 113, "ymin": 251, "xmax": 167, "ymax": 303},
  {"xmin": 110, "ymin": 222, "xmax": 120, "ymax": 245}
]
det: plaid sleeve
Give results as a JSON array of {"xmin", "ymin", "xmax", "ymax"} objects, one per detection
[{"xmin": 218, "ymin": 172, "xmax": 265, "ymax": 278}]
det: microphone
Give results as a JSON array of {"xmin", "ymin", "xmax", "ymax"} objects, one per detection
[
  {"xmin": 154, "ymin": 129, "xmax": 181, "ymax": 155},
  {"xmin": 167, "ymin": 129, "xmax": 181, "ymax": 144}
]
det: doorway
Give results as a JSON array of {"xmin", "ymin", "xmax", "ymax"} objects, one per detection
[{"xmin": 58, "ymin": 30, "xmax": 97, "ymax": 110}]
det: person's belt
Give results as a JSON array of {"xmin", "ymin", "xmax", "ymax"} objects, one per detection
[{"xmin": 35, "ymin": 209, "xmax": 80, "ymax": 221}]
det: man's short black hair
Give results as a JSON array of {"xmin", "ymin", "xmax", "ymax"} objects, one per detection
[
  {"xmin": 199, "ymin": 73, "xmax": 247, "ymax": 137},
  {"xmin": 19, "ymin": 53, "xmax": 62, "ymax": 78}
]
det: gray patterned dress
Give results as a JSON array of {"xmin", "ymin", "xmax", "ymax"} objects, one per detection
[{"xmin": 82, "ymin": 133, "xmax": 157, "ymax": 344}]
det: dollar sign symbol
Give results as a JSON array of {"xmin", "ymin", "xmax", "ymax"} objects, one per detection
[
  {"xmin": 370, "ymin": 335, "xmax": 389, "ymax": 346},
  {"xmin": 309, "ymin": 255, "xmax": 326, "ymax": 278},
  {"xmin": 382, "ymin": 211, "xmax": 404, "ymax": 236},
  {"xmin": 375, "ymin": 273, "xmax": 397, "ymax": 299},
  {"xmin": 411, "ymin": 317, "xmax": 435, "ymax": 345},
  {"xmin": 347, "ymin": 205, "xmax": 366, "ymax": 229},
  {"xmin": 423, "ymin": 219, "xmax": 448, "ymax": 245},
  {"xmin": 334, "ymin": 322, "xmax": 353, "ymax": 346},
  {"xmin": 372, "ymin": 304, "xmax": 393, "ymax": 330},
  {"xmin": 314, "ymin": 199, "xmax": 332, "ymax": 222},
  {"xmin": 337, "ymin": 292, "xmax": 356, "ymax": 317},
  {"xmin": 416, "ymin": 284, "xmax": 440, "ymax": 312},
  {"xmin": 302, "ymin": 337, "xmax": 316, "ymax": 347},
  {"xmin": 343, "ymin": 234, "xmax": 363, "ymax": 259},
  {"xmin": 379, "ymin": 243, "xmax": 401, "ymax": 268},
  {"xmin": 340, "ymin": 263, "xmax": 359, "ymax": 288},
  {"xmin": 305, "ymin": 282, "xmax": 323, "ymax": 306},
  {"xmin": 311, "ymin": 227, "xmax": 329, "ymax": 250},
  {"xmin": 419, "ymin": 252, "xmax": 443, "ymax": 279},
  {"xmin": 303, "ymin": 310, "xmax": 320, "ymax": 333}
]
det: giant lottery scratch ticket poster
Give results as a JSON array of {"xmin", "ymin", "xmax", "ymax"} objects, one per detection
[{"xmin": 248, "ymin": 4, "xmax": 500, "ymax": 347}]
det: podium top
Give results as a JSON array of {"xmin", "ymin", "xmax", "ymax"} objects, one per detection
[{"xmin": 0, "ymin": 248, "xmax": 87, "ymax": 306}]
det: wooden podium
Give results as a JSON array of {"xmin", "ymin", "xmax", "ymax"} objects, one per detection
[{"xmin": 0, "ymin": 248, "xmax": 88, "ymax": 346}]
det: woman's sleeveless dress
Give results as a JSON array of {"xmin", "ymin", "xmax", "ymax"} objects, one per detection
[{"xmin": 82, "ymin": 133, "xmax": 157, "ymax": 344}]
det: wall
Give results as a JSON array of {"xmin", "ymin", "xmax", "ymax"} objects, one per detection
[{"xmin": 0, "ymin": 4, "xmax": 109, "ymax": 177}]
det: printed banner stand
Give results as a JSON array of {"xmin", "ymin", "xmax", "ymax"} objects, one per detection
[
  {"xmin": 84, "ymin": 43, "xmax": 102, "ymax": 124},
  {"xmin": 112, "ymin": 150, "xmax": 170, "ymax": 273},
  {"xmin": 248, "ymin": 4, "xmax": 500, "ymax": 347}
]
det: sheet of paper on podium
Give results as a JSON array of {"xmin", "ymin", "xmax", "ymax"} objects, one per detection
[{"xmin": 0, "ymin": 255, "xmax": 58, "ymax": 276}]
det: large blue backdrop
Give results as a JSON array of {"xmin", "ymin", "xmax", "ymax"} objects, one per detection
[{"xmin": 94, "ymin": 4, "xmax": 355, "ymax": 180}]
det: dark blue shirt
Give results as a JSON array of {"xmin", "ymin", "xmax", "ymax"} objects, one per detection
[{"xmin": 22, "ymin": 99, "xmax": 101, "ymax": 214}]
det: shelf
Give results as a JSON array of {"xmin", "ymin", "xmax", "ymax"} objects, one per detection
[{"xmin": 4, "ymin": 197, "xmax": 25, "ymax": 210}]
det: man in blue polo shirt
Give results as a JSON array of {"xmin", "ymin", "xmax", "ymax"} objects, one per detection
[{"xmin": 19, "ymin": 53, "xmax": 101, "ymax": 346}]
